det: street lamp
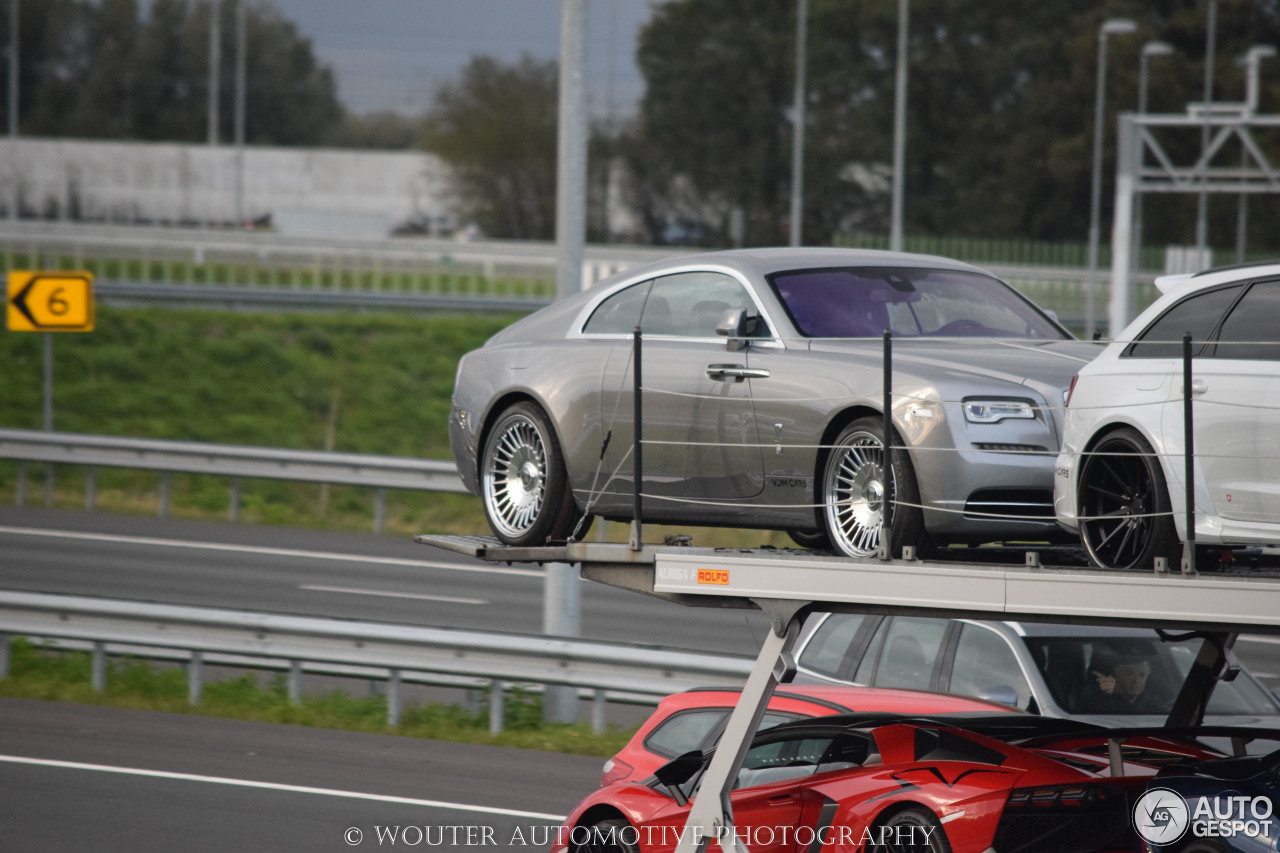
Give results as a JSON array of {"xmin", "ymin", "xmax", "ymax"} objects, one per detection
[
  {"xmin": 1131, "ymin": 41, "xmax": 1173, "ymax": 276},
  {"xmin": 789, "ymin": 0, "xmax": 808, "ymax": 247},
  {"xmin": 1086, "ymin": 17, "xmax": 1137, "ymax": 340},
  {"xmin": 1236, "ymin": 45, "xmax": 1276, "ymax": 261}
]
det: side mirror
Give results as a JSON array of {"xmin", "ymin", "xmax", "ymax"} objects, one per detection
[
  {"xmin": 653, "ymin": 750, "xmax": 705, "ymax": 806},
  {"xmin": 716, "ymin": 308, "xmax": 750, "ymax": 352}
]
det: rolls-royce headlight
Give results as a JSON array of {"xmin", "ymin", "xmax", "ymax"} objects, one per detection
[{"xmin": 962, "ymin": 398, "xmax": 1035, "ymax": 424}]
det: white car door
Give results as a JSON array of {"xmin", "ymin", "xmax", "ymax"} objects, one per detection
[{"xmin": 1189, "ymin": 279, "xmax": 1280, "ymax": 524}]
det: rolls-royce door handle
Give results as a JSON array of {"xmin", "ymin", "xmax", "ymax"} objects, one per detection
[{"xmin": 706, "ymin": 364, "xmax": 771, "ymax": 381}]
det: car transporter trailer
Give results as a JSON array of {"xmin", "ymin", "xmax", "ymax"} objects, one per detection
[{"xmin": 420, "ymin": 535, "xmax": 1280, "ymax": 853}]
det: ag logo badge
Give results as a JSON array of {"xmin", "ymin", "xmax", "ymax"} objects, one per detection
[{"xmin": 1133, "ymin": 787, "xmax": 1190, "ymax": 845}]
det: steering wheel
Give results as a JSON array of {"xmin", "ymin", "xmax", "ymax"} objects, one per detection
[{"xmin": 932, "ymin": 318, "xmax": 990, "ymax": 337}]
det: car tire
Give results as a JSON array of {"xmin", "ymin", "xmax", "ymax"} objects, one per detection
[
  {"xmin": 867, "ymin": 807, "xmax": 952, "ymax": 852},
  {"xmin": 820, "ymin": 416, "xmax": 931, "ymax": 559},
  {"xmin": 480, "ymin": 401, "xmax": 580, "ymax": 546},
  {"xmin": 1077, "ymin": 427, "xmax": 1180, "ymax": 570},
  {"xmin": 788, "ymin": 528, "xmax": 832, "ymax": 550},
  {"xmin": 570, "ymin": 817, "xmax": 639, "ymax": 853}
]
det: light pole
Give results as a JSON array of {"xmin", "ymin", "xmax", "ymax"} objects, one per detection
[
  {"xmin": 1195, "ymin": 0, "xmax": 1217, "ymax": 258},
  {"xmin": 1236, "ymin": 45, "xmax": 1276, "ymax": 262},
  {"xmin": 889, "ymin": 0, "xmax": 909, "ymax": 252},
  {"xmin": 1086, "ymin": 17, "xmax": 1136, "ymax": 340},
  {"xmin": 789, "ymin": 0, "xmax": 808, "ymax": 247},
  {"xmin": 1131, "ymin": 41, "xmax": 1173, "ymax": 276},
  {"xmin": 8, "ymin": 0, "xmax": 18, "ymax": 221}
]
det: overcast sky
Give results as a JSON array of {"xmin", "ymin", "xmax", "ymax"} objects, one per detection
[{"xmin": 263, "ymin": 0, "xmax": 663, "ymax": 117}]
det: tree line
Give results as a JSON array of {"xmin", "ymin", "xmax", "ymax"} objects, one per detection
[{"xmin": 5, "ymin": 0, "xmax": 1280, "ymax": 251}]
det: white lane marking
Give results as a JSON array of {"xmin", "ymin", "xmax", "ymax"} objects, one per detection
[
  {"xmin": 0, "ymin": 526, "xmax": 542, "ymax": 578},
  {"xmin": 0, "ymin": 755, "xmax": 564, "ymax": 821},
  {"xmin": 299, "ymin": 584, "xmax": 487, "ymax": 606}
]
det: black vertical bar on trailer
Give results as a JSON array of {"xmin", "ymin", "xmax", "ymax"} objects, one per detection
[
  {"xmin": 1182, "ymin": 332, "xmax": 1196, "ymax": 573},
  {"xmin": 629, "ymin": 326, "xmax": 643, "ymax": 551},
  {"xmin": 880, "ymin": 330, "xmax": 893, "ymax": 560}
]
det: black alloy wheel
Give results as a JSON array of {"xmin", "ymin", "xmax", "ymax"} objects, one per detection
[
  {"xmin": 1077, "ymin": 427, "xmax": 1179, "ymax": 570},
  {"xmin": 866, "ymin": 807, "xmax": 953, "ymax": 853}
]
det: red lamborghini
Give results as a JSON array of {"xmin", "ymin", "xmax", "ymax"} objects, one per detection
[
  {"xmin": 603, "ymin": 685, "xmax": 1015, "ymax": 788},
  {"xmin": 552, "ymin": 712, "xmax": 1235, "ymax": 853}
]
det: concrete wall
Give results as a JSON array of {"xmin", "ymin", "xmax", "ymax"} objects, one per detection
[{"xmin": 0, "ymin": 138, "xmax": 453, "ymax": 236}]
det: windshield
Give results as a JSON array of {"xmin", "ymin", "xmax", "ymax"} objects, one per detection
[
  {"xmin": 767, "ymin": 267, "xmax": 1069, "ymax": 340},
  {"xmin": 1025, "ymin": 633, "xmax": 1279, "ymax": 717}
]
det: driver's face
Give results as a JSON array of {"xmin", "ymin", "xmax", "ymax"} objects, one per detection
[{"xmin": 1114, "ymin": 661, "xmax": 1150, "ymax": 699}]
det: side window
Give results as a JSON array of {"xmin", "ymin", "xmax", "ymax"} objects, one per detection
[
  {"xmin": 644, "ymin": 271, "xmax": 762, "ymax": 338},
  {"xmin": 949, "ymin": 624, "xmax": 1033, "ymax": 710},
  {"xmin": 583, "ymin": 280, "xmax": 652, "ymax": 335},
  {"xmin": 1127, "ymin": 285, "xmax": 1242, "ymax": 358},
  {"xmin": 1211, "ymin": 280, "xmax": 1280, "ymax": 361},
  {"xmin": 797, "ymin": 614, "xmax": 867, "ymax": 680},
  {"xmin": 643, "ymin": 709, "xmax": 725, "ymax": 758},
  {"xmin": 871, "ymin": 617, "xmax": 948, "ymax": 691}
]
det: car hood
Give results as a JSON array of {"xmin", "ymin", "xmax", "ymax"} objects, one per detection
[{"xmin": 807, "ymin": 338, "xmax": 1101, "ymax": 397}]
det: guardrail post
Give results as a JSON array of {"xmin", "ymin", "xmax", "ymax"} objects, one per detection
[
  {"xmin": 91, "ymin": 642, "xmax": 107, "ymax": 691},
  {"xmin": 0, "ymin": 634, "xmax": 9, "ymax": 678},
  {"xmin": 15, "ymin": 461, "xmax": 27, "ymax": 505},
  {"xmin": 84, "ymin": 466, "xmax": 97, "ymax": 511},
  {"xmin": 229, "ymin": 477, "xmax": 241, "ymax": 522},
  {"xmin": 387, "ymin": 668, "xmax": 403, "ymax": 726},
  {"xmin": 373, "ymin": 487, "xmax": 387, "ymax": 535},
  {"xmin": 188, "ymin": 651, "xmax": 203, "ymax": 704},
  {"xmin": 157, "ymin": 471, "xmax": 171, "ymax": 518},
  {"xmin": 288, "ymin": 660, "xmax": 303, "ymax": 703},
  {"xmin": 591, "ymin": 689, "xmax": 607, "ymax": 733},
  {"xmin": 488, "ymin": 679, "xmax": 505, "ymax": 735}
]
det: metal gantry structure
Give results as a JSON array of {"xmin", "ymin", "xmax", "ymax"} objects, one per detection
[
  {"xmin": 426, "ymin": 534, "xmax": 1280, "ymax": 853},
  {"xmin": 1109, "ymin": 104, "xmax": 1280, "ymax": 336}
]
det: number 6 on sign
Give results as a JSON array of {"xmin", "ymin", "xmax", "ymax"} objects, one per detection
[{"xmin": 6, "ymin": 271, "xmax": 95, "ymax": 332}]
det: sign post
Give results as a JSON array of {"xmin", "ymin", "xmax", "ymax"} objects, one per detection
[{"xmin": 6, "ymin": 271, "xmax": 95, "ymax": 504}]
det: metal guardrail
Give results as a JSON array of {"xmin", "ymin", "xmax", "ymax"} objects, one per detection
[
  {"xmin": 0, "ymin": 590, "xmax": 751, "ymax": 733},
  {"xmin": 0, "ymin": 428, "xmax": 465, "ymax": 533}
]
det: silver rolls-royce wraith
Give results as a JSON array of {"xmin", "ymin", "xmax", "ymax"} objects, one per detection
[{"xmin": 448, "ymin": 247, "xmax": 1099, "ymax": 558}]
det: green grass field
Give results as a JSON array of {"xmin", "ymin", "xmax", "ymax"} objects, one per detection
[
  {"xmin": 0, "ymin": 306, "xmax": 516, "ymax": 534},
  {"xmin": 0, "ymin": 638, "xmax": 634, "ymax": 756}
]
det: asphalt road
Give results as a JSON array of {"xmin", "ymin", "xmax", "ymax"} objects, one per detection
[
  {"xmin": 0, "ymin": 506, "xmax": 773, "ymax": 656},
  {"xmin": 3, "ymin": 505, "xmax": 1279, "ymax": 690},
  {"xmin": 0, "ymin": 697, "xmax": 599, "ymax": 853}
]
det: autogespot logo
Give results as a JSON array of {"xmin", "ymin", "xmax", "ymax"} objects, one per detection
[{"xmin": 1134, "ymin": 788, "xmax": 1191, "ymax": 845}]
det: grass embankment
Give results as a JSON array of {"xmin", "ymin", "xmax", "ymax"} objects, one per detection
[
  {"xmin": 0, "ymin": 307, "xmax": 511, "ymax": 535},
  {"xmin": 0, "ymin": 638, "xmax": 632, "ymax": 756}
]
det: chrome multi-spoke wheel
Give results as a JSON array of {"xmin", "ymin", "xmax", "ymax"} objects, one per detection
[
  {"xmin": 821, "ymin": 416, "xmax": 927, "ymax": 559},
  {"xmin": 1078, "ymin": 427, "xmax": 1178, "ymax": 570},
  {"xmin": 481, "ymin": 402, "xmax": 579, "ymax": 546}
]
